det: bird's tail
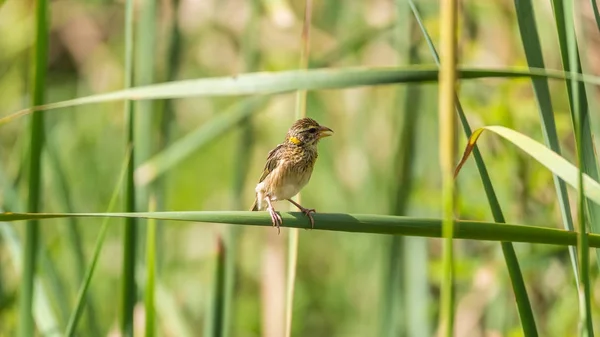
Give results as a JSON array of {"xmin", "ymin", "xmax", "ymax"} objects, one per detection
[{"xmin": 250, "ymin": 198, "xmax": 259, "ymax": 211}]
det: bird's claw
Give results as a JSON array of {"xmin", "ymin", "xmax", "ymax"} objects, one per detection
[
  {"xmin": 268, "ymin": 207, "xmax": 282, "ymax": 234},
  {"xmin": 300, "ymin": 207, "xmax": 316, "ymax": 229}
]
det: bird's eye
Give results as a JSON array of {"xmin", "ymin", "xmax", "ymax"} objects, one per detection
[{"xmin": 308, "ymin": 127, "xmax": 317, "ymax": 133}]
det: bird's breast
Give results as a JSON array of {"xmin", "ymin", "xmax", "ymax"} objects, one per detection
[{"xmin": 270, "ymin": 149, "xmax": 316, "ymax": 199}]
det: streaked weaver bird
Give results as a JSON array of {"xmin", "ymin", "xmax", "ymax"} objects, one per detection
[{"xmin": 251, "ymin": 117, "xmax": 333, "ymax": 233}]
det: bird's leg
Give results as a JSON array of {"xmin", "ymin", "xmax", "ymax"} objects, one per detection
[
  {"xmin": 287, "ymin": 199, "xmax": 316, "ymax": 229},
  {"xmin": 265, "ymin": 197, "xmax": 282, "ymax": 234}
]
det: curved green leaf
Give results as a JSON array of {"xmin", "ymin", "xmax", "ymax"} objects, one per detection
[
  {"xmin": 4, "ymin": 66, "xmax": 600, "ymax": 126},
  {"xmin": 455, "ymin": 126, "xmax": 600, "ymax": 206},
  {"xmin": 409, "ymin": 2, "xmax": 538, "ymax": 335}
]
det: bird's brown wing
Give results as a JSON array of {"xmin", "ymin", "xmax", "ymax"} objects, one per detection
[
  {"xmin": 257, "ymin": 143, "xmax": 284, "ymax": 183},
  {"xmin": 250, "ymin": 144, "xmax": 284, "ymax": 211}
]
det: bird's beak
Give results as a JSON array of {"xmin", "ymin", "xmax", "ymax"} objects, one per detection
[{"xmin": 318, "ymin": 126, "xmax": 334, "ymax": 139}]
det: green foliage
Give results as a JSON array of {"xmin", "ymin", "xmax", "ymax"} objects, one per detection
[{"xmin": 1, "ymin": 1, "xmax": 599, "ymax": 336}]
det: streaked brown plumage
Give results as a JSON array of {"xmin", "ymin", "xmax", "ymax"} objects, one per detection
[{"xmin": 251, "ymin": 118, "xmax": 333, "ymax": 233}]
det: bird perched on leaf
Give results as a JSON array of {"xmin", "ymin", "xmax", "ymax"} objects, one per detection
[{"xmin": 251, "ymin": 117, "xmax": 333, "ymax": 233}]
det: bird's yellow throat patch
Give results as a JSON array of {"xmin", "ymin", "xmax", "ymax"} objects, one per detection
[{"xmin": 289, "ymin": 136, "xmax": 301, "ymax": 145}]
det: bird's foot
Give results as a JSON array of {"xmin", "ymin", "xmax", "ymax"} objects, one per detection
[
  {"xmin": 287, "ymin": 199, "xmax": 316, "ymax": 229},
  {"xmin": 268, "ymin": 207, "xmax": 283, "ymax": 234},
  {"xmin": 299, "ymin": 206, "xmax": 316, "ymax": 229}
]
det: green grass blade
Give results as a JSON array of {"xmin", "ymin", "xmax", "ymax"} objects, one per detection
[
  {"xmin": 380, "ymin": 2, "xmax": 423, "ymax": 336},
  {"xmin": 121, "ymin": 0, "xmax": 137, "ymax": 335},
  {"xmin": 590, "ymin": 0, "xmax": 600, "ymax": 33},
  {"xmin": 153, "ymin": 0, "xmax": 181, "ymax": 280},
  {"xmin": 456, "ymin": 126, "xmax": 600, "ymax": 207},
  {"xmin": 511, "ymin": 5, "xmax": 581, "ymax": 333},
  {"xmin": 550, "ymin": 0, "xmax": 600, "ymax": 276},
  {"xmin": 222, "ymin": 224, "xmax": 240, "ymax": 337},
  {"xmin": 19, "ymin": 0, "xmax": 48, "ymax": 335},
  {"xmin": 44, "ymin": 143, "xmax": 85, "ymax": 282},
  {"xmin": 134, "ymin": 0, "xmax": 157, "ymax": 335},
  {"xmin": 8, "ymin": 66, "xmax": 600, "ymax": 124},
  {"xmin": 409, "ymin": 2, "xmax": 538, "ymax": 335},
  {"xmin": 513, "ymin": 0, "xmax": 579, "ymax": 286},
  {"xmin": 380, "ymin": 237, "xmax": 403, "ymax": 337},
  {"xmin": 563, "ymin": 1, "xmax": 594, "ymax": 335},
  {"xmin": 64, "ymin": 147, "xmax": 132, "ymax": 336},
  {"xmin": 404, "ymin": 237, "xmax": 429, "ymax": 336},
  {"xmin": 207, "ymin": 235, "xmax": 226, "ymax": 337},
  {"xmin": 64, "ymin": 222, "xmax": 110, "ymax": 336},
  {"xmin": 135, "ymin": 0, "xmax": 157, "ymax": 208},
  {"xmin": 4, "ymin": 211, "xmax": 600, "ymax": 246},
  {"xmin": 44, "ymin": 141, "xmax": 102, "ymax": 337},
  {"xmin": 145, "ymin": 198, "xmax": 157, "ymax": 337}
]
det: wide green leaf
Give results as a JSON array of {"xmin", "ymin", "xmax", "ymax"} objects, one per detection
[
  {"xmin": 5, "ymin": 66, "xmax": 600, "ymax": 126},
  {"xmin": 456, "ymin": 126, "xmax": 600, "ymax": 206}
]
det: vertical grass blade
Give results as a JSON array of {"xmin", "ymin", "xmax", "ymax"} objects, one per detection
[
  {"xmin": 380, "ymin": 1, "xmax": 424, "ymax": 336},
  {"xmin": 45, "ymin": 142, "xmax": 101, "ymax": 337},
  {"xmin": 563, "ymin": 1, "xmax": 594, "ymax": 335},
  {"xmin": 135, "ymin": 0, "xmax": 158, "ymax": 335},
  {"xmin": 207, "ymin": 235, "xmax": 227, "ymax": 337},
  {"xmin": 591, "ymin": 0, "xmax": 600, "ymax": 33},
  {"xmin": 514, "ymin": 0, "xmax": 579, "ymax": 286},
  {"xmin": 19, "ymin": 0, "xmax": 48, "ymax": 336},
  {"xmin": 135, "ymin": 0, "xmax": 157, "ymax": 207},
  {"xmin": 222, "ymin": 225, "xmax": 240, "ymax": 337},
  {"xmin": 64, "ymin": 148, "xmax": 132, "ymax": 336},
  {"xmin": 549, "ymin": 0, "xmax": 600, "ymax": 267},
  {"xmin": 285, "ymin": 1, "xmax": 312, "ymax": 336},
  {"xmin": 145, "ymin": 197, "xmax": 157, "ymax": 337},
  {"xmin": 409, "ymin": 2, "xmax": 538, "ymax": 335},
  {"xmin": 154, "ymin": 0, "xmax": 181, "ymax": 276},
  {"xmin": 399, "ymin": 32, "xmax": 429, "ymax": 337},
  {"xmin": 121, "ymin": 0, "xmax": 137, "ymax": 336},
  {"xmin": 380, "ymin": 236, "xmax": 403, "ymax": 337},
  {"xmin": 438, "ymin": 0, "xmax": 458, "ymax": 335}
]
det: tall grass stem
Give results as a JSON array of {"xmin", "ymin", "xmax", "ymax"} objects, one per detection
[
  {"xmin": 121, "ymin": 0, "xmax": 137, "ymax": 335},
  {"xmin": 19, "ymin": 0, "xmax": 48, "ymax": 335},
  {"xmin": 438, "ymin": 0, "xmax": 458, "ymax": 335}
]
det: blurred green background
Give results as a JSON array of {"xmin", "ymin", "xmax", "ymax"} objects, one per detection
[{"xmin": 1, "ymin": 0, "xmax": 600, "ymax": 336}]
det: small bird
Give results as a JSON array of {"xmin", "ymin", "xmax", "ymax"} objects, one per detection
[{"xmin": 251, "ymin": 117, "xmax": 333, "ymax": 233}]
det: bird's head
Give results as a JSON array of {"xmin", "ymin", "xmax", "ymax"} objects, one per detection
[{"xmin": 285, "ymin": 118, "xmax": 333, "ymax": 147}]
